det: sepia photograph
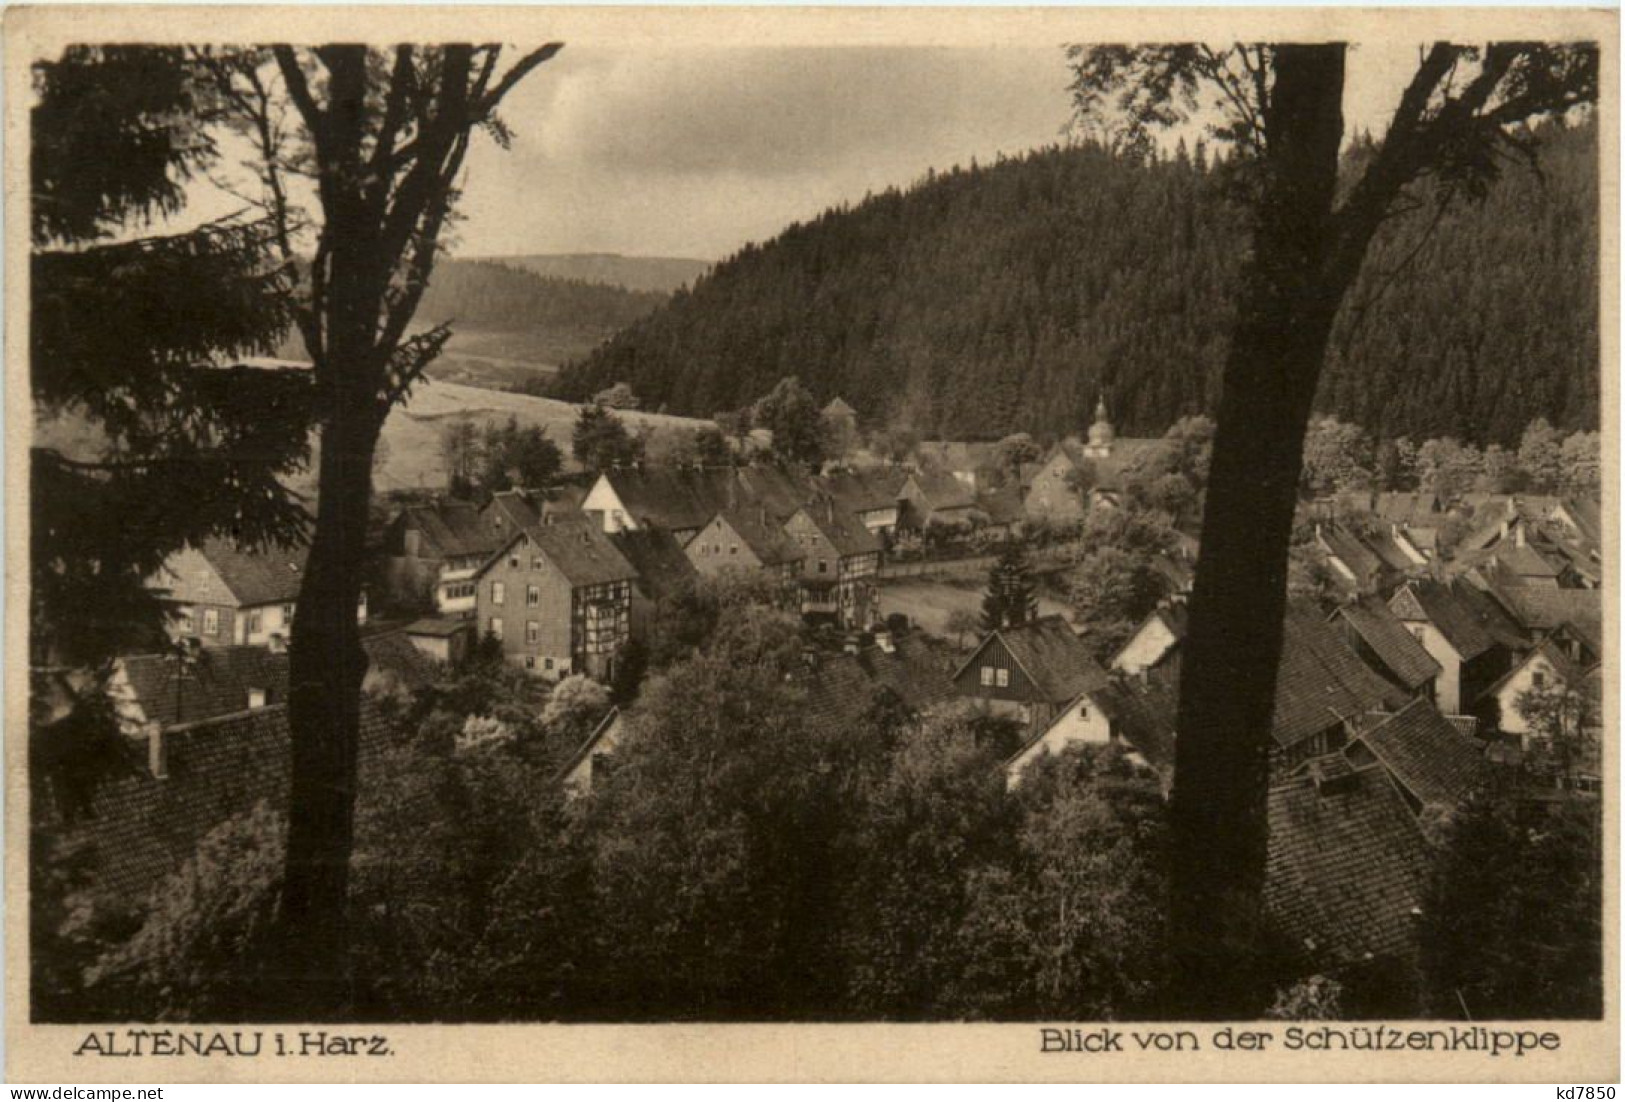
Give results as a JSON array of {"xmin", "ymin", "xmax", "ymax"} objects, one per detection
[{"xmin": 7, "ymin": 4, "xmax": 1616, "ymax": 1084}]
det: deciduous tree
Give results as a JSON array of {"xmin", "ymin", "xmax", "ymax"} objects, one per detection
[
  {"xmin": 206, "ymin": 42, "xmax": 562, "ymax": 1015},
  {"xmin": 1071, "ymin": 41, "xmax": 1595, "ymax": 1017}
]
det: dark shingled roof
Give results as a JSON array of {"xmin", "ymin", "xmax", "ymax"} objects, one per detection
[
  {"xmin": 1335, "ymin": 596, "xmax": 1442, "ymax": 692},
  {"xmin": 191, "ymin": 538, "xmax": 309, "ymax": 606},
  {"xmin": 1372, "ymin": 492, "xmax": 1442, "ymax": 528},
  {"xmin": 1390, "ymin": 579, "xmax": 1500, "ymax": 660},
  {"xmin": 480, "ymin": 517, "xmax": 638, "ymax": 588},
  {"xmin": 117, "ymin": 646, "xmax": 289, "ymax": 730},
  {"xmin": 1317, "ymin": 524, "xmax": 1384, "ymax": 584},
  {"xmin": 1497, "ymin": 586, "xmax": 1602, "ymax": 644},
  {"xmin": 486, "ymin": 490, "xmax": 543, "ymax": 531},
  {"xmin": 1270, "ymin": 606, "xmax": 1408, "ymax": 749},
  {"xmin": 799, "ymin": 634, "xmax": 959, "ymax": 732},
  {"xmin": 1353, "ymin": 698, "xmax": 1489, "ymax": 811},
  {"xmin": 815, "ymin": 468, "xmax": 904, "ymax": 515},
  {"xmin": 39, "ymin": 701, "xmax": 405, "ymax": 903},
  {"xmin": 404, "ymin": 617, "xmax": 473, "ymax": 638},
  {"xmin": 1265, "ymin": 765, "xmax": 1430, "ymax": 969},
  {"xmin": 1054, "ymin": 437, "xmax": 1165, "ymax": 492},
  {"xmin": 960, "ymin": 616, "xmax": 1108, "ymax": 705},
  {"xmin": 714, "ymin": 508, "xmax": 806, "ymax": 567},
  {"xmin": 598, "ymin": 467, "xmax": 743, "ymax": 532},
  {"xmin": 396, "ymin": 500, "xmax": 496, "ymax": 560},
  {"xmin": 609, "ymin": 528, "xmax": 701, "ymax": 600},
  {"xmin": 1093, "ymin": 668, "xmax": 1180, "ymax": 776},
  {"xmin": 796, "ymin": 497, "xmax": 883, "ymax": 557},
  {"xmin": 907, "ymin": 469, "xmax": 978, "ymax": 512}
]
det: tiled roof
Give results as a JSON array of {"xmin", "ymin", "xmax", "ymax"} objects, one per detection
[
  {"xmin": 1270, "ymin": 605, "xmax": 1408, "ymax": 749},
  {"xmin": 193, "ymin": 538, "xmax": 309, "ymax": 606},
  {"xmin": 117, "ymin": 646, "xmax": 289, "ymax": 730},
  {"xmin": 1443, "ymin": 714, "xmax": 1480, "ymax": 739},
  {"xmin": 39, "ymin": 701, "xmax": 405, "ymax": 903},
  {"xmin": 735, "ymin": 466, "xmax": 819, "ymax": 521},
  {"xmin": 609, "ymin": 528, "xmax": 701, "ymax": 599},
  {"xmin": 1365, "ymin": 530, "xmax": 1419, "ymax": 573},
  {"xmin": 1317, "ymin": 524, "xmax": 1383, "ymax": 583},
  {"xmin": 399, "ymin": 500, "xmax": 496, "ymax": 560},
  {"xmin": 1335, "ymin": 596, "xmax": 1441, "ymax": 691},
  {"xmin": 907, "ymin": 469, "xmax": 978, "ymax": 511},
  {"xmin": 480, "ymin": 516, "xmax": 639, "ymax": 588},
  {"xmin": 797, "ymin": 497, "xmax": 883, "ymax": 557},
  {"xmin": 1496, "ymin": 585, "xmax": 1602, "ymax": 643},
  {"xmin": 599, "ymin": 467, "xmax": 742, "ymax": 532},
  {"xmin": 1390, "ymin": 579, "xmax": 1497, "ymax": 660},
  {"xmin": 815, "ymin": 468, "xmax": 905, "ymax": 514},
  {"xmin": 486, "ymin": 490, "xmax": 543, "ymax": 531},
  {"xmin": 1265, "ymin": 765, "xmax": 1430, "ymax": 969},
  {"xmin": 1093, "ymin": 668, "xmax": 1180, "ymax": 776},
  {"xmin": 715, "ymin": 509, "xmax": 805, "ymax": 567},
  {"xmin": 799, "ymin": 634, "xmax": 959, "ymax": 732},
  {"xmin": 1353, "ymin": 698, "xmax": 1489, "ymax": 810},
  {"xmin": 963, "ymin": 616, "xmax": 1109, "ymax": 705}
]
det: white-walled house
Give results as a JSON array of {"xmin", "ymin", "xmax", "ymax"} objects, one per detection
[
  {"xmin": 1111, "ymin": 604, "xmax": 1188, "ymax": 675},
  {"xmin": 1482, "ymin": 639, "xmax": 1591, "ymax": 743}
]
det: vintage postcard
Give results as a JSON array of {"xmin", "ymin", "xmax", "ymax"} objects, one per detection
[{"xmin": 5, "ymin": 4, "xmax": 1617, "ymax": 1084}]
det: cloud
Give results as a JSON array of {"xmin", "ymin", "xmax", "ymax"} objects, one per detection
[{"xmin": 454, "ymin": 45, "xmax": 1072, "ymax": 258}]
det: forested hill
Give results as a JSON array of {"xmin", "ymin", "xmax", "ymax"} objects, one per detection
[
  {"xmin": 556, "ymin": 123, "xmax": 1599, "ymax": 446},
  {"xmin": 474, "ymin": 253, "xmax": 712, "ymax": 294},
  {"xmin": 413, "ymin": 260, "xmax": 668, "ymax": 332}
]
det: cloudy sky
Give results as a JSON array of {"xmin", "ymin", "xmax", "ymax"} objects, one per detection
[
  {"xmin": 180, "ymin": 43, "xmax": 1424, "ymax": 264},
  {"xmin": 439, "ymin": 42, "xmax": 1425, "ymax": 263}
]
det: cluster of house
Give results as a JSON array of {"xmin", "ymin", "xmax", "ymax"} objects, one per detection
[{"xmin": 35, "ymin": 386, "xmax": 1602, "ymax": 996}]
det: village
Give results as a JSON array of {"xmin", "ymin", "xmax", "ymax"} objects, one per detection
[{"xmin": 32, "ymin": 379, "xmax": 1604, "ymax": 1018}]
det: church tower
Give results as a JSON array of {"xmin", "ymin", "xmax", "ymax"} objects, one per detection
[{"xmin": 1082, "ymin": 395, "xmax": 1115, "ymax": 458}]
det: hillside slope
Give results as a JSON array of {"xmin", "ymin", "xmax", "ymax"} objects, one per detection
[
  {"xmin": 557, "ymin": 125, "xmax": 1599, "ymax": 446},
  {"xmin": 475, "ymin": 253, "xmax": 712, "ymax": 294}
]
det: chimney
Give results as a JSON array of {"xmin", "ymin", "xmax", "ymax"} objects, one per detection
[
  {"xmin": 1514, "ymin": 523, "xmax": 1527, "ymax": 548},
  {"xmin": 148, "ymin": 728, "xmax": 169, "ymax": 780}
]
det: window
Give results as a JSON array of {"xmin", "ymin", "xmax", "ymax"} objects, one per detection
[
  {"xmin": 818, "ymin": 560, "xmax": 829, "ymax": 574},
  {"xmin": 1532, "ymin": 670, "xmax": 1546, "ymax": 689},
  {"xmin": 533, "ymin": 555, "xmax": 544, "ymax": 571},
  {"xmin": 545, "ymin": 657, "xmax": 555, "ymax": 671},
  {"xmin": 980, "ymin": 667, "xmax": 996, "ymax": 687},
  {"xmin": 730, "ymin": 544, "xmax": 739, "ymax": 556},
  {"xmin": 527, "ymin": 621, "xmax": 539, "ymax": 644},
  {"xmin": 509, "ymin": 554, "xmax": 520, "ymax": 569},
  {"xmin": 491, "ymin": 582, "xmax": 505, "ymax": 606},
  {"xmin": 527, "ymin": 585, "xmax": 540, "ymax": 608},
  {"xmin": 1411, "ymin": 626, "xmax": 1426, "ymax": 643},
  {"xmin": 524, "ymin": 656, "xmax": 536, "ymax": 670},
  {"xmin": 283, "ymin": 603, "xmax": 295, "ymax": 622},
  {"xmin": 996, "ymin": 668, "xmax": 1010, "ymax": 688},
  {"xmin": 611, "ymin": 509, "xmax": 624, "ymax": 527},
  {"xmin": 490, "ymin": 616, "xmax": 504, "ymax": 638},
  {"xmin": 202, "ymin": 609, "xmax": 219, "ymax": 636},
  {"xmin": 247, "ymin": 609, "xmax": 262, "ymax": 634},
  {"xmin": 1078, "ymin": 703, "xmax": 1089, "ymax": 719},
  {"xmin": 177, "ymin": 607, "xmax": 194, "ymax": 634}
]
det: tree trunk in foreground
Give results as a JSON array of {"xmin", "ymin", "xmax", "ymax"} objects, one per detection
[
  {"xmin": 1169, "ymin": 45, "xmax": 1347, "ymax": 1019},
  {"xmin": 280, "ymin": 391, "xmax": 381, "ymax": 1016}
]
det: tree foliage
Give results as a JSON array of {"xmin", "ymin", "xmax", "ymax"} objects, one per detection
[{"xmin": 558, "ymin": 122, "xmax": 1598, "ymax": 447}]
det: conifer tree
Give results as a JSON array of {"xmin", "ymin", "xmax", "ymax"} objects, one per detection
[
  {"xmin": 980, "ymin": 546, "xmax": 1038, "ymax": 632},
  {"xmin": 30, "ymin": 46, "xmax": 311, "ymax": 667}
]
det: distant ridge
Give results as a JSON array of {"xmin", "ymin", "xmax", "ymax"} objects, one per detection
[{"xmin": 476, "ymin": 253, "xmax": 712, "ymax": 295}]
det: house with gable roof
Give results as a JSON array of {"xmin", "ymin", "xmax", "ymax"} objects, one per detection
[
  {"xmin": 953, "ymin": 615, "xmax": 1107, "ymax": 731},
  {"xmin": 1389, "ymin": 578, "xmax": 1525, "ymax": 715},
  {"xmin": 1329, "ymin": 595, "xmax": 1442, "ymax": 701},
  {"xmin": 382, "ymin": 499, "xmax": 501, "ymax": 613},
  {"xmin": 149, "ymin": 537, "xmax": 366, "ymax": 649},
  {"xmin": 784, "ymin": 495, "xmax": 883, "ymax": 629},
  {"xmin": 472, "ymin": 516, "xmax": 637, "ymax": 681}
]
